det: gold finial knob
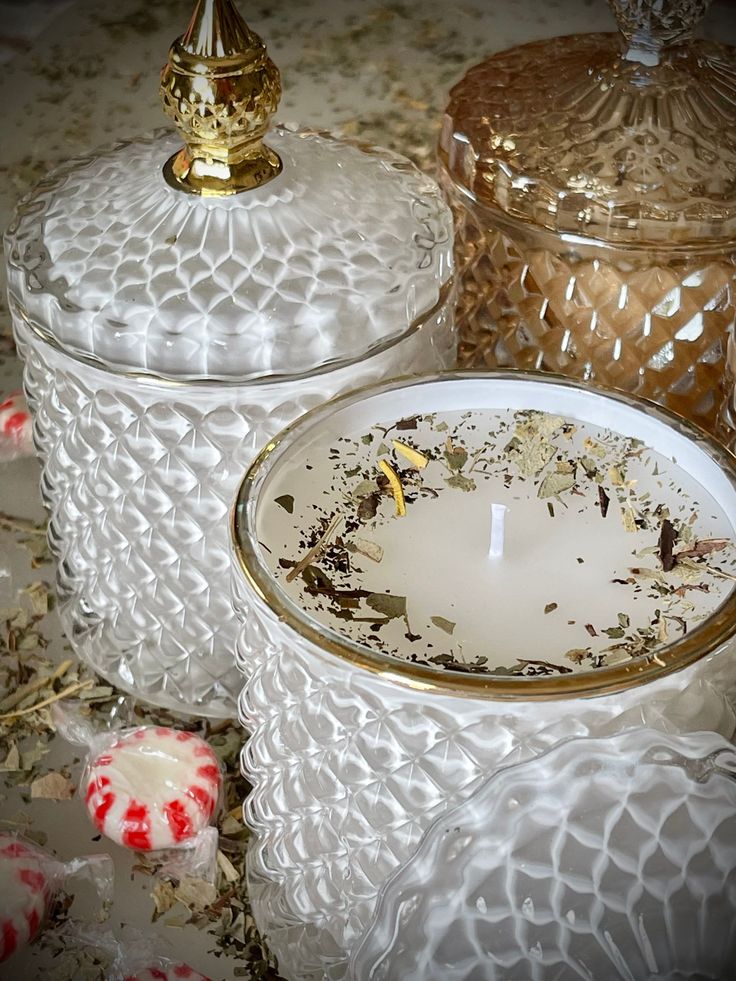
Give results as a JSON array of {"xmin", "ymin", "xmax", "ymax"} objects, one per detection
[{"xmin": 160, "ymin": 0, "xmax": 282, "ymax": 196}]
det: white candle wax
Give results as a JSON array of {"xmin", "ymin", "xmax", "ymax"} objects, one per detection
[{"xmin": 252, "ymin": 377, "xmax": 736, "ymax": 679}]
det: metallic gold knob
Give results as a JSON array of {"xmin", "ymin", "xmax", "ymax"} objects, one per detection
[{"xmin": 160, "ymin": 0, "xmax": 282, "ymax": 196}]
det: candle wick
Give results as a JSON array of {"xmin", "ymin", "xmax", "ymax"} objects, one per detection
[{"xmin": 489, "ymin": 503, "xmax": 508, "ymax": 559}]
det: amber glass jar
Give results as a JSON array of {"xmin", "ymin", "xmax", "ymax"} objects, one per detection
[{"xmin": 439, "ymin": 0, "xmax": 736, "ymax": 435}]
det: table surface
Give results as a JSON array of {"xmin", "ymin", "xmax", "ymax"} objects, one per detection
[{"xmin": 2, "ymin": 1, "xmax": 736, "ymax": 979}]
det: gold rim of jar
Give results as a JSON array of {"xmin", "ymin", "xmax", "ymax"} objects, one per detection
[{"xmin": 231, "ymin": 370, "xmax": 736, "ymax": 702}]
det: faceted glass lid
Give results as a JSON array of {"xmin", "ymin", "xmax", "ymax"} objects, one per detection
[
  {"xmin": 4, "ymin": 0, "xmax": 453, "ymax": 382},
  {"xmin": 439, "ymin": 0, "xmax": 736, "ymax": 245},
  {"xmin": 5, "ymin": 128, "xmax": 452, "ymax": 381}
]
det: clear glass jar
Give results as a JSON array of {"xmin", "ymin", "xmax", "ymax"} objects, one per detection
[
  {"xmin": 350, "ymin": 728, "xmax": 736, "ymax": 981},
  {"xmin": 231, "ymin": 372, "xmax": 736, "ymax": 980},
  {"xmin": 3, "ymin": 3, "xmax": 455, "ymax": 718},
  {"xmin": 438, "ymin": 0, "xmax": 736, "ymax": 436}
]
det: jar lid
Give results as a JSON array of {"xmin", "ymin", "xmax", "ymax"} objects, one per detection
[
  {"xmin": 5, "ymin": 1, "xmax": 452, "ymax": 382},
  {"xmin": 439, "ymin": 0, "xmax": 736, "ymax": 246}
]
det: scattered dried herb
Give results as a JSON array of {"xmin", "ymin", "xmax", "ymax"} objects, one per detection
[
  {"xmin": 443, "ymin": 439, "xmax": 468, "ymax": 472},
  {"xmin": 430, "ymin": 616, "xmax": 455, "ymax": 635},
  {"xmin": 658, "ymin": 518, "xmax": 677, "ymax": 572},
  {"xmin": 273, "ymin": 408, "xmax": 736, "ymax": 680},
  {"xmin": 347, "ymin": 538, "xmax": 383, "ymax": 563},
  {"xmin": 538, "ymin": 470, "xmax": 575, "ymax": 499},
  {"xmin": 274, "ymin": 494, "xmax": 294, "ymax": 514},
  {"xmin": 286, "ymin": 513, "xmax": 343, "ymax": 583},
  {"xmin": 30, "ymin": 770, "xmax": 75, "ymax": 800},
  {"xmin": 675, "ymin": 538, "xmax": 729, "ymax": 561},
  {"xmin": 365, "ymin": 593, "xmax": 407, "ymax": 620}
]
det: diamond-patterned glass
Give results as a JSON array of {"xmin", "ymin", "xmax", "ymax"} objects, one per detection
[
  {"xmin": 5, "ymin": 124, "xmax": 455, "ymax": 717},
  {"xmin": 12, "ymin": 299, "xmax": 453, "ymax": 718},
  {"xmin": 232, "ymin": 567, "xmax": 736, "ymax": 980},
  {"xmin": 351, "ymin": 729, "xmax": 736, "ymax": 981}
]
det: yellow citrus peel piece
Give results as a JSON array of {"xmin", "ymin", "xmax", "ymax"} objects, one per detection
[
  {"xmin": 379, "ymin": 459, "xmax": 406, "ymax": 517},
  {"xmin": 391, "ymin": 440, "xmax": 429, "ymax": 469}
]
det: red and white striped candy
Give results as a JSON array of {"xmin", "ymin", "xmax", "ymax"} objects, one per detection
[
  {"xmin": 0, "ymin": 392, "xmax": 33, "ymax": 457},
  {"xmin": 124, "ymin": 964, "xmax": 212, "ymax": 981},
  {"xmin": 83, "ymin": 727, "xmax": 221, "ymax": 850},
  {"xmin": 0, "ymin": 834, "xmax": 51, "ymax": 962}
]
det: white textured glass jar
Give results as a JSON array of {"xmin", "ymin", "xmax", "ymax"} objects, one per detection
[
  {"xmin": 3, "ymin": 2, "xmax": 455, "ymax": 718},
  {"xmin": 232, "ymin": 373, "xmax": 736, "ymax": 980},
  {"xmin": 351, "ymin": 728, "xmax": 736, "ymax": 981}
]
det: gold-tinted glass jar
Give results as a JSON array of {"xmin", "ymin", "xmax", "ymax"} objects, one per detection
[{"xmin": 439, "ymin": 0, "xmax": 736, "ymax": 436}]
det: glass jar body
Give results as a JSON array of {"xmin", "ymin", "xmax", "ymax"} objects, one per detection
[
  {"xmin": 233, "ymin": 565, "xmax": 736, "ymax": 981},
  {"xmin": 11, "ymin": 301, "xmax": 455, "ymax": 718},
  {"xmin": 349, "ymin": 728, "xmax": 736, "ymax": 981},
  {"xmin": 441, "ymin": 175, "xmax": 736, "ymax": 437}
]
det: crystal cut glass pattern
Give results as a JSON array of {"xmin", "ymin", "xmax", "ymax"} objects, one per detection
[
  {"xmin": 351, "ymin": 729, "xmax": 736, "ymax": 981},
  {"xmin": 438, "ymin": 12, "xmax": 736, "ymax": 436},
  {"xmin": 444, "ymin": 189, "xmax": 735, "ymax": 432},
  {"xmin": 14, "ymin": 309, "xmax": 453, "ymax": 717},
  {"xmin": 5, "ymin": 121, "xmax": 454, "ymax": 716},
  {"xmin": 233, "ymin": 567, "xmax": 736, "ymax": 980},
  {"xmin": 6, "ymin": 128, "xmax": 452, "ymax": 380}
]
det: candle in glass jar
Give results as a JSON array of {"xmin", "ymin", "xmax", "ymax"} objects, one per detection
[{"xmin": 248, "ymin": 374, "xmax": 736, "ymax": 680}]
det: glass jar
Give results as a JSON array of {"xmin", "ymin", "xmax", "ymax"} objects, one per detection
[
  {"xmin": 438, "ymin": 0, "xmax": 736, "ymax": 436},
  {"xmin": 231, "ymin": 372, "xmax": 736, "ymax": 980},
  {"xmin": 350, "ymin": 728, "xmax": 736, "ymax": 980},
  {"xmin": 3, "ymin": 1, "xmax": 455, "ymax": 718}
]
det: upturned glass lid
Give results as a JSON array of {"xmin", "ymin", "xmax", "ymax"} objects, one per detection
[
  {"xmin": 4, "ymin": 1, "xmax": 452, "ymax": 382},
  {"xmin": 439, "ymin": 0, "xmax": 736, "ymax": 246}
]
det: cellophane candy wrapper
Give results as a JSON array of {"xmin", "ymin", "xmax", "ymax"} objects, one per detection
[
  {"xmin": 55, "ymin": 924, "xmax": 214, "ymax": 981},
  {"xmin": 0, "ymin": 391, "xmax": 34, "ymax": 462},
  {"xmin": 0, "ymin": 831, "xmax": 113, "ymax": 963},
  {"xmin": 52, "ymin": 703, "xmax": 223, "ymax": 883}
]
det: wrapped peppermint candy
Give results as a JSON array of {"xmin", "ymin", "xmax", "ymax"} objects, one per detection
[
  {"xmin": 53, "ymin": 705, "xmax": 222, "ymax": 879},
  {"xmin": 53, "ymin": 923, "xmax": 213, "ymax": 981},
  {"xmin": 0, "ymin": 391, "xmax": 33, "ymax": 461},
  {"xmin": 83, "ymin": 726, "xmax": 221, "ymax": 851},
  {"xmin": 0, "ymin": 832, "xmax": 113, "ymax": 963}
]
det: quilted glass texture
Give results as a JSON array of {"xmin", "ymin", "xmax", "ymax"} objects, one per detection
[
  {"xmin": 13, "ymin": 303, "xmax": 454, "ymax": 718},
  {"xmin": 438, "ymin": 26, "xmax": 736, "ymax": 436},
  {"xmin": 5, "ymin": 128, "xmax": 453, "ymax": 380},
  {"xmin": 233, "ymin": 569, "xmax": 736, "ymax": 980},
  {"xmin": 351, "ymin": 728, "xmax": 736, "ymax": 981},
  {"xmin": 444, "ymin": 178, "xmax": 735, "ymax": 436}
]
